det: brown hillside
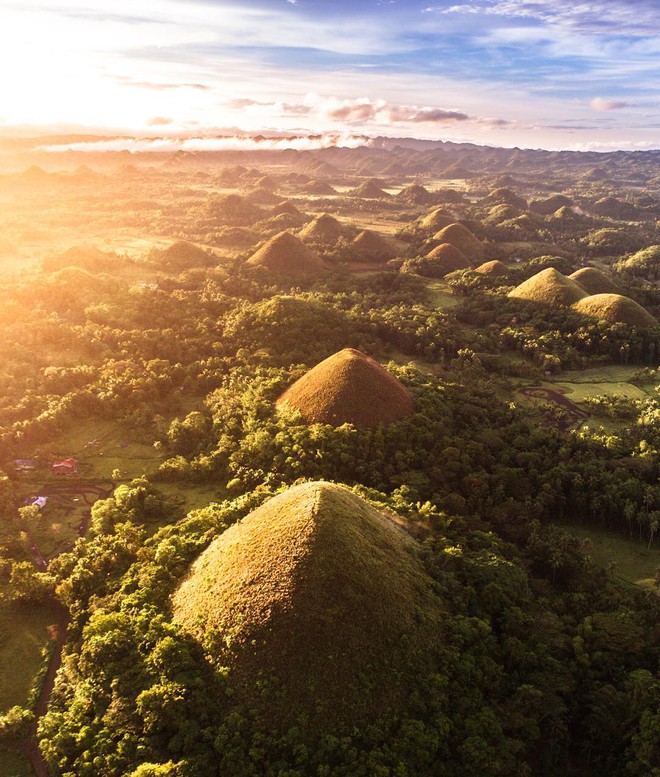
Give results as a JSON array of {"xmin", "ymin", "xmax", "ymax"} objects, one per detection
[
  {"xmin": 201, "ymin": 194, "xmax": 264, "ymax": 227},
  {"xmin": 150, "ymin": 241, "xmax": 211, "ymax": 269},
  {"xmin": 484, "ymin": 204, "xmax": 522, "ymax": 223},
  {"xmin": 349, "ymin": 180, "xmax": 391, "ymax": 198},
  {"xmin": 583, "ymin": 167, "xmax": 609, "ymax": 182},
  {"xmin": 172, "ymin": 481, "xmax": 442, "ymax": 730},
  {"xmin": 255, "ymin": 212, "xmax": 307, "ymax": 235},
  {"xmin": 475, "ymin": 259, "xmax": 509, "ymax": 276},
  {"xmin": 508, "ymin": 268, "xmax": 589, "ymax": 307},
  {"xmin": 216, "ymin": 227, "xmax": 258, "ymax": 246},
  {"xmin": 568, "ymin": 267, "xmax": 620, "ymax": 295},
  {"xmin": 529, "ymin": 194, "xmax": 574, "ymax": 215},
  {"xmin": 254, "ymin": 175, "xmax": 277, "ymax": 190},
  {"xmin": 270, "ymin": 200, "xmax": 301, "ymax": 216},
  {"xmin": 299, "ymin": 213, "xmax": 345, "ymax": 243},
  {"xmin": 396, "ymin": 184, "xmax": 436, "ymax": 205},
  {"xmin": 425, "ymin": 243, "xmax": 472, "ymax": 275},
  {"xmin": 433, "ymin": 223, "xmax": 484, "ymax": 261},
  {"xmin": 482, "ymin": 187, "xmax": 527, "ymax": 210},
  {"xmin": 247, "ymin": 231, "xmax": 324, "ymax": 274},
  {"xmin": 277, "ymin": 348, "xmax": 413, "ymax": 427},
  {"xmin": 419, "ymin": 207, "xmax": 455, "ymax": 231},
  {"xmin": 247, "ymin": 186, "xmax": 280, "ymax": 206},
  {"xmin": 351, "ymin": 229, "xmax": 397, "ymax": 261},
  {"xmin": 573, "ymin": 294, "xmax": 657, "ymax": 327},
  {"xmin": 438, "ymin": 163, "xmax": 475, "ymax": 179},
  {"xmin": 303, "ymin": 179, "xmax": 337, "ymax": 195}
]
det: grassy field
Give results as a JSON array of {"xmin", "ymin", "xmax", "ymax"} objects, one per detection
[
  {"xmin": 554, "ymin": 364, "xmax": 659, "ymax": 392},
  {"xmin": 557, "ymin": 523, "xmax": 660, "ymax": 589},
  {"xmin": 0, "ymin": 602, "xmax": 52, "ymax": 713},
  {"xmin": 554, "ymin": 380, "xmax": 649, "ymax": 403},
  {"xmin": 426, "ymin": 280, "xmax": 461, "ymax": 310},
  {"xmin": 46, "ymin": 417, "xmax": 164, "ymax": 481},
  {"xmin": 156, "ymin": 483, "xmax": 229, "ymax": 518},
  {"xmin": 0, "ymin": 748, "xmax": 31, "ymax": 777}
]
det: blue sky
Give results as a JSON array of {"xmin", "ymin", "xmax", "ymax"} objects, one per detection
[{"xmin": 1, "ymin": 0, "xmax": 658, "ymax": 150}]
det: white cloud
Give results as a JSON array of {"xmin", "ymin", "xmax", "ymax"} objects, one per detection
[
  {"xmin": 227, "ymin": 94, "xmax": 504, "ymax": 127},
  {"xmin": 37, "ymin": 133, "xmax": 372, "ymax": 153},
  {"xmin": 590, "ymin": 97, "xmax": 630, "ymax": 111}
]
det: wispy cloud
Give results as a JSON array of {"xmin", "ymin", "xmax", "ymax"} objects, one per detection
[
  {"xmin": 120, "ymin": 79, "xmax": 211, "ymax": 91},
  {"xmin": 590, "ymin": 97, "xmax": 630, "ymax": 111},
  {"xmin": 436, "ymin": 1, "xmax": 660, "ymax": 36},
  {"xmin": 226, "ymin": 94, "xmax": 509, "ymax": 127}
]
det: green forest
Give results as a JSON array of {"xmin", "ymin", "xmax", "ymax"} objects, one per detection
[{"xmin": 0, "ymin": 140, "xmax": 658, "ymax": 777}]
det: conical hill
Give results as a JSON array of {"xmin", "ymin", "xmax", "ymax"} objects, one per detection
[
  {"xmin": 349, "ymin": 179, "xmax": 391, "ymax": 198},
  {"xmin": 246, "ymin": 231, "xmax": 324, "ymax": 274},
  {"xmin": 433, "ymin": 223, "xmax": 484, "ymax": 261},
  {"xmin": 424, "ymin": 243, "xmax": 472, "ymax": 275},
  {"xmin": 568, "ymin": 267, "xmax": 619, "ymax": 295},
  {"xmin": 508, "ymin": 268, "xmax": 588, "ymax": 307},
  {"xmin": 172, "ymin": 481, "xmax": 443, "ymax": 729},
  {"xmin": 396, "ymin": 184, "xmax": 435, "ymax": 205},
  {"xmin": 475, "ymin": 259, "xmax": 509, "ymax": 276},
  {"xmin": 573, "ymin": 294, "xmax": 657, "ymax": 327},
  {"xmin": 277, "ymin": 348, "xmax": 413, "ymax": 427},
  {"xmin": 419, "ymin": 207, "xmax": 455, "ymax": 231},
  {"xmin": 351, "ymin": 229, "xmax": 397, "ymax": 261},
  {"xmin": 299, "ymin": 213, "xmax": 344, "ymax": 243}
]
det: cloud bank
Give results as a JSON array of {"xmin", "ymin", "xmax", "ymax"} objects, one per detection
[{"xmin": 36, "ymin": 133, "xmax": 373, "ymax": 154}]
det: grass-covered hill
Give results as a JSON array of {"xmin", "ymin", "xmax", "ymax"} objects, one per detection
[
  {"xmin": 172, "ymin": 481, "xmax": 443, "ymax": 730},
  {"xmin": 247, "ymin": 231, "xmax": 324, "ymax": 274},
  {"xmin": 573, "ymin": 293, "xmax": 657, "ymax": 327},
  {"xmin": 508, "ymin": 267, "xmax": 588, "ymax": 307},
  {"xmin": 276, "ymin": 347, "xmax": 414, "ymax": 427}
]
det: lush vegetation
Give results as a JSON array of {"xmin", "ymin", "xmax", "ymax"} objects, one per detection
[{"xmin": 0, "ymin": 143, "xmax": 658, "ymax": 776}]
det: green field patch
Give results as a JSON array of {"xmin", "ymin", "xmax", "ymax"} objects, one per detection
[
  {"xmin": 554, "ymin": 364, "xmax": 659, "ymax": 387},
  {"xmin": 26, "ymin": 494, "xmax": 88, "ymax": 560},
  {"xmin": 0, "ymin": 601, "xmax": 52, "ymax": 713},
  {"xmin": 556, "ymin": 523, "xmax": 660, "ymax": 589},
  {"xmin": 425, "ymin": 280, "xmax": 461, "ymax": 310},
  {"xmin": 45, "ymin": 418, "xmax": 164, "ymax": 481},
  {"xmin": 388, "ymin": 351, "xmax": 438, "ymax": 375},
  {"xmin": 155, "ymin": 483, "xmax": 229, "ymax": 519},
  {"xmin": 553, "ymin": 381, "xmax": 649, "ymax": 403},
  {"xmin": 0, "ymin": 747, "xmax": 31, "ymax": 777}
]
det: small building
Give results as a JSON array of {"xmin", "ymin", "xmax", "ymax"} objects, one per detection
[
  {"xmin": 52, "ymin": 458, "xmax": 78, "ymax": 475},
  {"xmin": 14, "ymin": 459, "xmax": 37, "ymax": 472},
  {"xmin": 25, "ymin": 496, "xmax": 48, "ymax": 509}
]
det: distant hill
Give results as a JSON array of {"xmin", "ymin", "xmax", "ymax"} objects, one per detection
[
  {"xmin": 573, "ymin": 293, "xmax": 657, "ymax": 327},
  {"xmin": 277, "ymin": 348, "xmax": 413, "ymax": 427},
  {"xmin": 432, "ymin": 223, "xmax": 484, "ymax": 261},
  {"xmin": 509, "ymin": 268, "xmax": 588, "ymax": 307},
  {"xmin": 568, "ymin": 267, "xmax": 619, "ymax": 295},
  {"xmin": 299, "ymin": 213, "xmax": 345, "ymax": 244},
  {"xmin": 247, "ymin": 231, "xmax": 324, "ymax": 274},
  {"xmin": 475, "ymin": 259, "xmax": 509, "ymax": 276},
  {"xmin": 349, "ymin": 179, "xmax": 391, "ymax": 198}
]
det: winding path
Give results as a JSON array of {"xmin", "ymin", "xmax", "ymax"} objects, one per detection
[{"xmin": 518, "ymin": 386, "xmax": 589, "ymax": 431}]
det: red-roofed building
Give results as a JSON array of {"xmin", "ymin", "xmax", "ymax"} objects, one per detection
[{"xmin": 52, "ymin": 458, "xmax": 78, "ymax": 475}]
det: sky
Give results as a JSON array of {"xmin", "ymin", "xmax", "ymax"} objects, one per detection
[{"xmin": 0, "ymin": 0, "xmax": 658, "ymax": 152}]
